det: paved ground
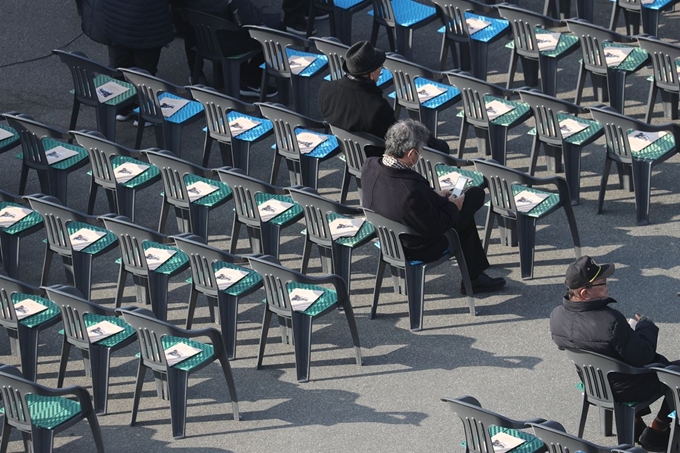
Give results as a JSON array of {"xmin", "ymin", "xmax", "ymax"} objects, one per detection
[{"xmin": 1, "ymin": 0, "xmax": 680, "ymax": 452}]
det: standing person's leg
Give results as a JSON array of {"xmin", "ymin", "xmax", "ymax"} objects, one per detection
[
  {"xmin": 132, "ymin": 47, "xmax": 163, "ymax": 76},
  {"xmin": 282, "ymin": 0, "xmax": 311, "ymax": 35},
  {"xmin": 108, "ymin": 45, "xmax": 136, "ymax": 121}
]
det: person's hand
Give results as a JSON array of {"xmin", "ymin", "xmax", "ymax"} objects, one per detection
[
  {"xmin": 437, "ymin": 189, "xmax": 452, "ymax": 198},
  {"xmin": 450, "ymin": 193, "xmax": 465, "ymax": 210},
  {"xmin": 635, "ymin": 313, "xmax": 649, "ymax": 322}
]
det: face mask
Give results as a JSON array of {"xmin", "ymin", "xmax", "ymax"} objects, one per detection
[{"xmin": 407, "ymin": 150, "xmax": 419, "ymax": 169}]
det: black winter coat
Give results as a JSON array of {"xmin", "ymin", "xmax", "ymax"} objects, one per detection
[{"xmin": 103, "ymin": 0, "xmax": 174, "ymax": 49}]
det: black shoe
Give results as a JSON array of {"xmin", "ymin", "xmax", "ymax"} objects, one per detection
[
  {"xmin": 305, "ymin": 11, "xmax": 330, "ymax": 20},
  {"xmin": 461, "ymin": 273, "xmax": 506, "ymax": 295},
  {"xmin": 634, "ymin": 418, "xmax": 647, "ymax": 444},
  {"xmin": 639, "ymin": 427, "xmax": 670, "ymax": 452},
  {"xmin": 239, "ymin": 85, "xmax": 278, "ymax": 98}
]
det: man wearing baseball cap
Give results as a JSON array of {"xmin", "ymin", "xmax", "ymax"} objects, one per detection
[{"xmin": 550, "ymin": 256, "xmax": 675, "ymax": 451}]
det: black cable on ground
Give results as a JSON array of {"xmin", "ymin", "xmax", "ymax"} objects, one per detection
[{"xmin": 0, "ymin": 32, "xmax": 85, "ymax": 69}]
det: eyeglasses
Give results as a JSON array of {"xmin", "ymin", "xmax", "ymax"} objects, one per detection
[{"xmin": 585, "ymin": 280, "xmax": 607, "ymax": 289}]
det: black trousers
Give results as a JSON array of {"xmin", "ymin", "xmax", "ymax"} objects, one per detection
[
  {"xmin": 453, "ymin": 186, "xmax": 489, "ymax": 279},
  {"xmin": 108, "ymin": 45, "xmax": 163, "ymax": 76}
]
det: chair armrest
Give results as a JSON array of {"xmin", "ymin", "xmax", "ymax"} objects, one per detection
[
  {"xmin": 526, "ymin": 174, "xmax": 570, "ymax": 205},
  {"xmin": 297, "ymin": 272, "xmax": 349, "ymax": 300},
  {"xmin": 527, "ymin": 420, "xmax": 565, "ymax": 431}
]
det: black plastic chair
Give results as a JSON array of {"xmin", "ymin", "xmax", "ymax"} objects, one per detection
[
  {"xmin": 589, "ymin": 105, "xmax": 680, "ymax": 225},
  {"xmin": 247, "ymin": 254, "xmax": 362, "ymax": 383},
  {"xmin": 653, "ymin": 365, "xmax": 680, "ymax": 453},
  {"xmin": 187, "ymin": 85, "xmax": 274, "ymax": 169},
  {"xmin": 142, "ymin": 149, "xmax": 233, "ymax": 241},
  {"xmin": 544, "ymin": 0, "xmax": 592, "ymax": 22},
  {"xmin": 0, "ymin": 189, "xmax": 44, "ymax": 279},
  {"xmin": 25, "ymin": 194, "xmax": 119, "ymax": 300},
  {"xmin": 636, "ymin": 35, "xmax": 680, "ymax": 123},
  {"xmin": 529, "ymin": 420, "xmax": 640, "ymax": 453},
  {"xmin": 473, "ymin": 159, "xmax": 581, "ymax": 280},
  {"xmin": 117, "ymin": 306, "xmax": 239, "ymax": 439},
  {"xmin": 53, "ymin": 49, "xmax": 136, "ymax": 141},
  {"xmin": 43, "ymin": 284, "xmax": 137, "ymax": 415},
  {"xmin": 98, "ymin": 214, "xmax": 190, "ymax": 322},
  {"xmin": 215, "ymin": 167, "xmax": 304, "ymax": 259},
  {"xmin": 517, "ymin": 89, "xmax": 604, "ymax": 205},
  {"xmin": 363, "ymin": 208, "xmax": 475, "ymax": 331},
  {"xmin": 307, "ymin": 0, "xmax": 372, "ymax": 44},
  {"xmin": 413, "ymin": 145, "xmax": 482, "ymax": 192},
  {"xmin": 0, "ymin": 275, "xmax": 61, "ymax": 382},
  {"xmin": 3, "ymin": 113, "xmax": 89, "ymax": 205},
  {"xmin": 171, "ymin": 233, "xmax": 263, "ymax": 360},
  {"xmin": 0, "ymin": 366, "xmax": 104, "ymax": 453},
  {"xmin": 72, "ymin": 130, "xmax": 161, "ymax": 222},
  {"xmin": 0, "ymin": 121, "xmax": 20, "ymax": 155},
  {"xmin": 609, "ymin": 0, "xmax": 680, "ymax": 37}
]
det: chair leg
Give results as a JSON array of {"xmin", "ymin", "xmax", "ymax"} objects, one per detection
[
  {"xmin": 300, "ymin": 235, "xmax": 312, "ymax": 273},
  {"xmin": 609, "ymin": 2, "xmax": 619, "ymax": 30},
  {"xmin": 89, "ymin": 345, "xmax": 112, "ymax": 415},
  {"xmin": 256, "ymin": 308, "xmax": 273, "ymax": 369},
  {"xmin": 218, "ymin": 294, "xmax": 239, "ymax": 360},
  {"xmin": 85, "ymin": 406, "xmax": 106, "ymax": 453},
  {"xmin": 562, "ymin": 143, "xmax": 582, "ymax": 206},
  {"xmin": 370, "ymin": 21, "xmax": 380, "ymax": 47},
  {"xmin": 339, "ymin": 164, "xmax": 351, "ymax": 204},
  {"xmin": 405, "ymin": 263, "xmax": 427, "ymax": 331},
  {"xmin": 538, "ymin": 54, "xmax": 558, "ymax": 97},
  {"xmin": 114, "ymin": 266, "xmax": 127, "ymax": 308},
  {"xmin": 40, "ymin": 248, "xmax": 54, "ymax": 288},
  {"xmin": 597, "ymin": 157, "xmax": 613, "ymax": 214},
  {"xmin": 370, "ymin": 257, "xmax": 386, "ymax": 319},
  {"xmin": 202, "ymin": 135, "xmax": 214, "ymax": 168},
  {"xmin": 645, "ymin": 82, "xmax": 658, "ymax": 123},
  {"xmin": 439, "ymin": 36, "xmax": 450, "ymax": 71},
  {"xmin": 600, "ymin": 406, "xmax": 614, "ymax": 437},
  {"xmin": 270, "ymin": 152, "xmax": 282, "ymax": 185},
  {"xmin": 229, "ymin": 218, "xmax": 241, "ymax": 254},
  {"xmin": 185, "ymin": 287, "xmax": 199, "ymax": 329},
  {"xmin": 18, "ymin": 165, "xmax": 29, "ymax": 195},
  {"xmin": 506, "ymin": 50, "xmax": 518, "ymax": 90},
  {"xmin": 516, "ymin": 215, "xmax": 538, "ymax": 280},
  {"xmin": 482, "ymin": 209, "xmax": 495, "ymax": 253},
  {"xmin": 457, "ymin": 119, "xmax": 469, "ymax": 159},
  {"xmin": 56, "ymin": 339, "xmax": 71, "ymax": 387},
  {"xmin": 291, "ymin": 311, "xmax": 313, "ymax": 382},
  {"xmin": 158, "ymin": 200, "xmax": 169, "ymax": 234},
  {"xmin": 216, "ymin": 352, "xmax": 240, "ymax": 421},
  {"xmin": 0, "ymin": 234, "xmax": 21, "ymax": 279},
  {"xmin": 660, "ymin": 90, "xmax": 679, "ymax": 121},
  {"xmin": 577, "ymin": 394, "xmax": 590, "ymax": 437},
  {"xmin": 632, "ymin": 159, "xmax": 653, "ymax": 226},
  {"xmin": 17, "ymin": 326, "xmax": 40, "ymax": 382},
  {"xmin": 167, "ymin": 369, "xmax": 189, "ymax": 439},
  {"xmin": 69, "ymin": 98, "xmax": 80, "ymax": 131},
  {"xmin": 130, "ymin": 359, "xmax": 146, "ymax": 426},
  {"xmin": 87, "ymin": 177, "xmax": 99, "ymax": 215},
  {"xmin": 0, "ymin": 419, "xmax": 11, "ymax": 453},
  {"xmin": 71, "ymin": 251, "xmax": 94, "ymax": 300},
  {"xmin": 575, "ymin": 63, "xmax": 586, "ymax": 105},
  {"xmin": 134, "ymin": 120, "xmax": 145, "ymax": 149},
  {"xmin": 339, "ymin": 294, "xmax": 362, "ymax": 366},
  {"xmin": 148, "ymin": 273, "xmax": 170, "ymax": 322},
  {"xmin": 528, "ymin": 136, "xmax": 541, "ymax": 176},
  {"xmin": 30, "ymin": 427, "xmax": 55, "ymax": 453},
  {"xmin": 607, "ymin": 69, "xmax": 627, "ymax": 114},
  {"xmin": 488, "ymin": 123, "xmax": 509, "ymax": 166}
]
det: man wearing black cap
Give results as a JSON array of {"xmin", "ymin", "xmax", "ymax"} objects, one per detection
[
  {"xmin": 318, "ymin": 41, "xmax": 449, "ymax": 155},
  {"xmin": 550, "ymin": 255, "xmax": 675, "ymax": 452}
]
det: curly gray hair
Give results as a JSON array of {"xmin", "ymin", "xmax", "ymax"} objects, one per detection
[{"xmin": 384, "ymin": 119, "xmax": 430, "ymax": 159}]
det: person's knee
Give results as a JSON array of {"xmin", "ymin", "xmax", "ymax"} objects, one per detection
[{"xmin": 464, "ymin": 186, "xmax": 485, "ymax": 211}]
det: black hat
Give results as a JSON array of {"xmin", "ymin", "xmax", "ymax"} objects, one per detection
[
  {"xmin": 565, "ymin": 256, "xmax": 615, "ymax": 289},
  {"xmin": 342, "ymin": 41, "xmax": 386, "ymax": 76}
]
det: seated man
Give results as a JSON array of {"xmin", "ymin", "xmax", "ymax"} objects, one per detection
[
  {"xmin": 318, "ymin": 41, "xmax": 449, "ymax": 157},
  {"xmin": 550, "ymin": 256, "xmax": 675, "ymax": 452},
  {"xmin": 361, "ymin": 119, "xmax": 505, "ymax": 293}
]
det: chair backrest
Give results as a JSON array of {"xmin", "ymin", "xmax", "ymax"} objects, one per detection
[
  {"xmin": 566, "ymin": 20, "xmax": 630, "ymax": 75},
  {"xmin": 98, "ymin": 214, "xmax": 164, "ymax": 273},
  {"xmin": 310, "ymin": 37, "xmax": 348, "ymax": 81},
  {"xmin": 371, "ymin": 0, "xmax": 397, "ymax": 27},
  {"xmin": 3, "ymin": 113, "xmax": 70, "ymax": 170},
  {"xmin": 655, "ymin": 366, "xmax": 680, "ymax": 426},
  {"xmin": 53, "ymin": 50, "xmax": 120, "ymax": 107},
  {"xmin": 119, "ymin": 68, "xmax": 178, "ymax": 123},
  {"xmin": 384, "ymin": 53, "xmax": 441, "ymax": 111},
  {"xmin": 0, "ymin": 369, "xmax": 41, "ymax": 430},
  {"xmin": 328, "ymin": 125, "xmax": 384, "ymax": 180},
  {"xmin": 414, "ymin": 146, "xmax": 472, "ymax": 190},
  {"xmin": 247, "ymin": 254, "xmax": 306, "ymax": 318},
  {"xmin": 215, "ymin": 167, "xmax": 278, "ymax": 225},
  {"xmin": 498, "ymin": 4, "xmax": 559, "ymax": 59},
  {"xmin": 245, "ymin": 25, "xmax": 310, "ymax": 78},
  {"xmin": 0, "ymin": 274, "xmax": 44, "ymax": 330},
  {"xmin": 517, "ymin": 89, "xmax": 582, "ymax": 146},
  {"xmin": 528, "ymin": 421, "xmax": 615, "ymax": 453},
  {"xmin": 433, "ymin": 0, "xmax": 496, "ymax": 41},
  {"xmin": 473, "ymin": 159, "xmax": 536, "ymax": 217},
  {"xmin": 72, "ymin": 130, "xmax": 139, "ymax": 190},
  {"xmin": 181, "ymin": 9, "xmax": 241, "ymax": 62},
  {"xmin": 25, "ymin": 195, "xmax": 88, "ymax": 257},
  {"xmin": 362, "ymin": 208, "xmax": 418, "ymax": 269},
  {"xmin": 445, "ymin": 71, "xmax": 507, "ymax": 126},
  {"xmin": 187, "ymin": 85, "xmax": 256, "ymax": 144},
  {"xmin": 637, "ymin": 36, "xmax": 680, "ymax": 93},
  {"xmin": 117, "ymin": 307, "xmax": 179, "ymax": 369},
  {"xmin": 257, "ymin": 102, "xmax": 325, "ymax": 162},
  {"xmin": 43, "ymin": 285, "xmax": 107, "ymax": 350},
  {"xmin": 142, "ymin": 149, "xmax": 204, "ymax": 211}
]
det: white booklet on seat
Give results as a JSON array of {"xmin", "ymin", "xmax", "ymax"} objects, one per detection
[
  {"xmin": 114, "ymin": 162, "xmax": 149, "ymax": 183},
  {"xmin": 186, "ymin": 180, "xmax": 218, "ymax": 202},
  {"xmin": 297, "ymin": 132, "xmax": 328, "ymax": 154},
  {"xmin": 229, "ymin": 117, "xmax": 261, "ymax": 136},
  {"xmin": 329, "ymin": 217, "xmax": 365, "ymax": 239},
  {"xmin": 604, "ymin": 47, "xmax": 633, "ymax": 68},
  {"xmin": 214, "ymin": 267, "xmax": 249, "ymax": 290},
  {"xmin": 13, "ymin": 298, "xmax": 48, "ymax": 320},
  {"xmin": 0, "ymin": 128, "xmax": 14, "ymax": 141},
  {"xmin": 485, "ymin": 100, "xmax": 514, "ymax": 120},
  {"xmin": 466, "ymin": 17, "xmax": 491, "ymax": 35},
  {"xmin": 0, "ymin": 206, "xmax": 32, "ymax": 228},
  {"xmin": 144, "ymin": 247, "xmax": 177, "ymax": 270},
  {"xmin": 69, "ymin": 228, "xmax": 106, "ymax": 251},
  {"xmin": 438, "ymin": 172, "xmax": 472, "ymax": 197},
  {"xmin": 96, "ymin": 81, "xmax": 130, "ymax": 103},
  {"xmin": 288, "ymin": 55, "xmax": 316, "ymax": 75},
  {"xmin": 515, "ymin": 190, "xmax": 549, "ymax": 213},
  {"xmin": 627, "ymin": 130, "xmax": 667, "ymax": 152},
  {"xmin": 45, "ymin": 145, "xmax": 79, "ymax": 164},
  {"xmin": 558, "ymin": 118, "xmax": 589, "ymax": 138},
  {"xmin": 289, "ymin": 287, "xmax": 324, "ymax": 312},
  {"xmin": 491, "ymin": 432, "xmax": 526, "ymax": 453},
  {"xmin": 165, "ymin": 342, "xmax": 202, "ymax": 366},
  {"xmin": 87, "ymin": 320, "xmax": 125, "ymax": 342},
  {"xmin": 160, "ymin": 97, "xmax": 190, "ymax": 118},
  {"xmin": 258, "ymin": 199, "xmax": 294, "ymax": 222},
  {"xmin": 417, "ymin": 83, "xmax": 447, "ymax": 103},
  {"xmin": 536, "ymin": 32, "xmax": 561, "ymax": 52}
]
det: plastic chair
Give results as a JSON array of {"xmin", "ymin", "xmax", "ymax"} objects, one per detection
[
  {"xmin": 432, "ymin": 0, "xmax": 510, "ymax": 79},
  {"xmin": 653, "ymin": 366, "xmax": 680, "ymax": 453},
  {"xmin": 544, "ymin": 0, "xmax": 593, "ymax": 21},
  {"xmin": 287, "ymin": 186, "xmax": 376, "ymax": 293},
  {"xmin": 171, "ymin": 233, "xmax": 263, "ymax": 360},
  {"xmin": 368, "ymin": 0, "xmax": 438, "ymax": 61},
  {"xmin": 247, "ymin": 254, "xmax": 362, "ymax": 383},
  {"xmin": 566, "ymin": 19, "xmax": 649, "ymax": 114},
  {"xmin": 442, "ymin": 395, "xmax": 547, "ymax": 453},
  {"xmin": 445, "ymin": 71, "xmax": 531, "ymax": 166},
  {"xmin": 187, "ymin": 85, "xmax": 274, "ymax": 169},
  {"xmin": 0, "ymin": 366, "xmax": 104, "ymax": 453},
  {"xmin": 383, "ymin": 53, "xmax": 461, "ymax": 137},
  {"xmin": 72, "ymin": 130, "xmax": 161, "ymax": 222},
  {"xmin": 119, "ymin": 68, "xmax": 205, "ymax": 156},
  {"xmin": 498, "ymin": 4, "xmax": 580, "ymax": 97},
  {"xmin": 517, "ymin": 89, "xmax": 604, "ymax": 205},
  {"xmin": 25, "ymin": 194, "xmax": 118, "ymax": 301},
  {"xmin": 588, "ymin": 105, "xmax": 680, "ymax": 225},
  {"xmin": 0, "ymin": 121, "xmax": 20, "ymax": 155},
  {"xmin": 0, "ymin": 275, "xmax": 61, "ymax": 382},
  {"xmin": 245, "ymin": 25, "xmax": 328, "ymax": 116},
  {"xmin": 3, "ymin": 113, "xmax": 89, "ymax": 205},
  {"xmin": 43, "ymin": 284, "xmax": 137, "ymax": 415},
  {"xmin": 473, "ymin": 159, "xmax": 581, "ymax": 280},
  {"xmin": 307, "ymin": 0, "xmax": 372, "ymax": 44},
  {"xmin": 257, "ymin": 102, "xmax": 340, "ymax": 190},
  {"xmin": 609, "ymin": 0, "xmax": 680, "ymax": 37},
  {"xmin": 529, "ymin": 420, "xmax": 640, "ymax": 453},
  {"xmin": 53, "ymin": 49, "xmax": 136, "ymax": 141},
  {"xmin": 636, "ymin": 35, "xmax": 680, "ymax": 123},
  {"xmin": 117, "ymin": 306, "xmax": 239, "ymax": 439},
  {"xmin": 0, "ymin": 189, "xmax": 44, "ymax": 279},
  {"xmin": 564, "ymin": 348, "xmax": 665, "ymax": 445},
  {"xmin": 215, "ymin": 167, "xmax": 304, "ymax": 259},
  {"xmin": 413, "ymin": 145, "xmax": 484, "ymax": 191},
  {"xmin": 142, "ymin": 149, "xmax": 233, "ymax": 241},
  {"xmin": 363, "ymin": 208, "xmax": 475, "ymax": 331},
  {"xmin": 98, "ymin": 214, "xmax": 190, "ymax": 322},
  {"xmin": 181, "ymin": 9, "xmax": 261, "ymax": 98}
]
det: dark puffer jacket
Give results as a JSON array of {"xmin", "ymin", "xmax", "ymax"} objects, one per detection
[{"xmin": 103, "ymin": 0, "xmax": 174, "ymax": 49}]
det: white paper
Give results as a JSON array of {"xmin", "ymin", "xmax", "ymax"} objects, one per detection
[
  {"xmin": 485, "ymin": 100, "xmax": 514, "ymax": 120},
  {"xmin": 627, "ymin": 130, "xmax": 667, "ymax": 152},
  {"xmin": 536, "ymin": 32, "xmax": 561, "ymax": 52},
  {"xmin": 296, "ymin": 132, "xmax": 328, "ymax": 155},
  {"xmin": 69, "ymin": 228, "xmax": 106, "ymax": 251},
  {"xmin": 160, "ymin": 97, "xmax": 190, "ymax": 118},
  {"xmin": 328, "ymin": 217, "xmax": 365, "ymax": 239},
  {"xmin": 438, "ymin": 172, "xmax": 472, "ymax": 196},
  {"xmin": 558, "ymin": 118, "xmax": 589, "ymax": 138},
  {"xmin": 214, "ymin": 267, "xmax": 249, "ymax": 290},
  {"xmin": 628, "ymin": 318, "xmax": 638, "ymax": 330},
  {"xmin": 95, "ymin": 81, "xmax": 130, "ymax": 103},
  {"xmin": 164, "ymin": 342, "xmax": 202, "ymax": 366},
  {"xmin": 0, "ymin": 128, "xmax": 14, "ymax": 141},
  {"xmin": 288, "ymin": 287, "xmax": 324, "ymax": 312},
  {"xmin": 0, "ymin": 206, "xmax": 32, "ymax": 228},
  {"xmin": 604, "ymin": 47, "xmax": 634, "ymax": 68},
  {"xmin": 258, "ymin": 199, "xmax": 294, "ymax": 222},
  {"xmin": 491, "ymin": 432, "xmax": 526, "ymax": 453},
  {"xmin": 466, "ymin": 17, "xmax": 491, "ymax": 35},
  {"xmin": 229, "ymin": 117, "xmax": 261, "ymax": 136},
  {"xmin": 515, "ymin": 190, "xmax": 549, "ymax": 213},
  {"xmin": 87, "ymin": 320, "xmax": 125, "ymax": 342},
  {"xmin": 114, "ymin": 162, "xmax": 149, "ymax": 183},
  {"xmin": 45, "ymin": 145, "xmax": 79, "ymax": 164},
  {"xmin": 144, "ymin": 247, "xmax": 177, "ymax": 271},
  {"xmin": 288, "ymin": 55, "xmax": 316, "ymax": 75},
  {"xmin": 417, "ymin": 83, "xmax": 447, "ymax": 103},
  {"xmin": 186, "ymin": 180, "xmax": 218, "ymax": 202},
  {"xmin": 13, "ymin": 299, "xmax": 48, "ymax": 320}
]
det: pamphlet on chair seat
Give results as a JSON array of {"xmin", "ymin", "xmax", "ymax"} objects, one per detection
[
  {"xmin": 417, "ymin": 83, "xmax": 447, "ymax": 103},
  {"xmin": 641, "ymin": 0, "xmax": 655, "ymax": 4},
  {"xmin": 536, "ymin": 32, "xmax": 561, "ymax": 52},
  {"xmin": 96, "ymin": 81, "xmax": 130, "ymax": 103},
  {"xmin": 114, "ymin": 162, "xmax": 149, "ymax": 183},
  {"xmin": 186, "ymin": 180, "xmax": 218, "ymax": 202},
  {"xmin": 87, "ymin": 320, "xmax": 125, "ymax": 342},
  {"xmin": 604, "ymin": 47, "xmax": 633, "ymax": 68},
  {"xmin": 491, "ymin": 431, "xmax": 526, "ymax": 453},
  {"xmin": 164, "ymin": 342, "xmax": 202, "ymax": 366},
  {"xmin": 69, "ymin": 228, "xmax": 106, "ymax": 251},
  {"xmin": 515, "ymin": 190, "xmax": 549, "ymax": 213},
  {"xmin": 466, "ymin": 17, "xmax": 491, "ymax": 35},
  {"xmin": 558, "ymin": 118, "xmax": 589, "ymax": 138},
  {"xmin": 0, "ymin": 128, "xmax": 14, "ymax": 141},
  {"xmin": 288, "ymin": 287, "xmax": 324, "ymax": 312},
  {"xmin": 0, "ymin": 206, "xmax": 32, "ymax": 228},
  {"xmin": 214, "ymin": 267, "xmax": 249, "ymax": 290},
  {"xmin": 160, "ymin": 97, "xmax": 190, "ymax": 118},
  {"xmin": 329, "ymin": 217, "xmax": 365, "ymax": 239},
  {"xmin": 627, "ymin": 130, "xmax": 668, "ymax": 152},
  {"xmin": 229, "ymin": 117, "xmax": 261, "ymax": 136},
  {"xmin": 485, "ymin": 100, "xmax": 514, "ymax": 120},
  {"xmin": 45, "ymin": 145, "xmax": 79, "ymax": 164},
  {"xmin": 438, "ymin": 172, "xmax": 472, "ymax": 197},
  {"xmin": 297, "ymin": 132, "xmax": 328, "ymax": 154},
  {"xmin": 258, "ymin": 199, "xmax": 294, "ymax": 222},
  {"xmin": 13, "ymin": 299, "xmax": 48, "ymax": 320},
  {"xmin": 288, "ymin": 55, "xmax": 316, "ymax": 75},
  {"xmin": 144, "ymin": 247, "xmax": 177, "ymax": 270}
]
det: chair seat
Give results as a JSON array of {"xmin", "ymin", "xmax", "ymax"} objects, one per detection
[
  {"xmin": 0, "ymin": 124, "xmax": 20, "ymax": 153},
  {"xmin": 388, "ymin": 77, "xmax": 460, "ymax": 110},
  {"xmin": 368, "ymin": 0, "xmax": 437, "ymax": 27},
  {"xmin": 182, "ymin": 174, "xmax": 232, "ymax": 207},
  {"xmin": 325, "ymin": 212, "xmax": 376, "ymax": 248},
  {"xmin": 434, "ymin": 164, "xmax": 485, "ymax": 188},
  {"xmin": 437, "ymin": 12, "xmax": 510, "ymax": 44},
  {"xmin": 110, "ymin": 155, "xmax": 160, "ymax": 189},
  {"xmin": 333, "ymin": 0, "xmax": 369, "ymax": 9},
  {"xmin": 118, "ymin": 241, "xmax": 189, "ymax": 276},
  {"xmin": 225, "ymin": 111, "xmax": 274, "ymax": 142},
  {"xmin": 160, "ymin": 335, "xmax": 214, "ymax": 371},
  {"xmin": 39, "ymin": 138, "xmax": 89, "ymax": 170},
  {"xmin": 212, "ymin": 260, "xmax": 263, "ymax": 296},
  {"xmin": 0, "ymin": 394, "xmax": 81, "ymax": 429},
  {"xmin": 511, "ymin": 184, "xmax": 560, "ymax": 218},
  {"xmin": 0, "ymin": 201, "xmax": 43, "ymax": 236},
  {"xmin": 66, "ymin": 221, "xmax": 118, "ymax": 256},
  {"xmin": 608, "ymin": 0, "xmax": 676, "ymax": 10},
  {"xmin": 83, "ymin": 313, "xmax": 136, "ymax": 347},
  {"xmin": 253, "ymin": 193, "xmax": 304, "ymax": 226},
  {"xmin": 483, "ymin": 426, "xmax": 545, "ymax": 453},
  {"xmin": 134, "ymin": 92, "xmax": 205, "ymax": 125},
  {"xmin": 527, "ymin": 113, "xmax": 603, "ymax": 146},
  {"xmin": 285, "ymin": 281, "xmax": 338, "ymax": 316},
  {"xmin": 12, "ymin": 293, "xmax": 60, "ymax": 328},
  {"xmin": 68, "ymin": 74, "xmax": 137, "ymax": 107},
  {"xmin": 629, "ymin": 130, "xmax": 676, "ymax": 161},
  {"xmin": 285, "ymin": 49, "xmax": 329, "ymax": 78},
  {"xmin": 457, "ymin": 95, "xmax": 531, "ymax": 127},
  {"xmin": 602, "ymin": 42, "xmax": 649, "ymax": 72},
  {"xmin": 505, "ymin": 29, "xmax": 579, "ymax": 58},
  {"xmin": 269, "ymin": 129, "xmax": 340, "ymax": 159}
]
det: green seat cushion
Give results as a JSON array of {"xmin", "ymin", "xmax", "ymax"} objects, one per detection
[
  {"xmin": 457, "ymin": 96, "xmax": 531, "ymax": 127},
  {"xmin": 41, "ymin": 138, "xmax": 89, "ymax": 170},
  {"xmin": 11, "ymin": 293, "xmax": 60, "ymax": 328},
  {"xmin": 628, "ymin": 129, "xmax": 676, "ymax": 161},
  {"xmin": 211, "ymin": 260, "xmax": 262, "ymax": 296},
  {"xmin": 603, "ymin": 42, "xmax": 649, "ymax": 72},
  {"xmin": 512, "ymin": 184, "xmax": 560, "ymax": 219},
  {"xmin": 505, "ymin": 29, "xmax": 579, "ymax": 58},
  {"xmin": 142, "ymin": 241, "xmax": 189, "ymax": 275},
  {"xmin": 253, "ymin": 193, "xmax": 303, "ymax": 226},
  {"xmin": 82, "ymin": 313, "xmax": 135, "ymax": 347},
  {"xmin": 285, "ymin": 282, "xmax": 338, "ymax": 316},
  {"xmin": 160, "ymin": 335, "xmax": 214, "ymax": 371},
  {"xmin": 325, "ymin": 212, "xmax": 375, "ymax": 248},
  {"xmin": 0, "ymin": 201, "xmax": 43, "ymax": 236},
  {"xmin": 92, "ymin": 74, "xmax": 137, "ymax": 106},
  {"xmin": 66, "ymin": 221, "xmax": 117, "ymax": 255},
  {"xmin": 435, "ymin": 164, "xmax": 485, "ymax": 188},
  {"xmin": 111, "ymin": 155, "xmax": 160, "ymax": 189},
  {"xmin": 0, "ymin": 394, "xmax": 81, "ymax": 429},
  {"xmin": 0, "ymin": 124, "xmax": 19, "ymax": 151},
  {"xmin": 527, "ymin": 113, "xmax": 603, "ymax": 146},
  {"xmin": 183, "ymin": 174, "xmax": 232, "ymax": 207}
]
